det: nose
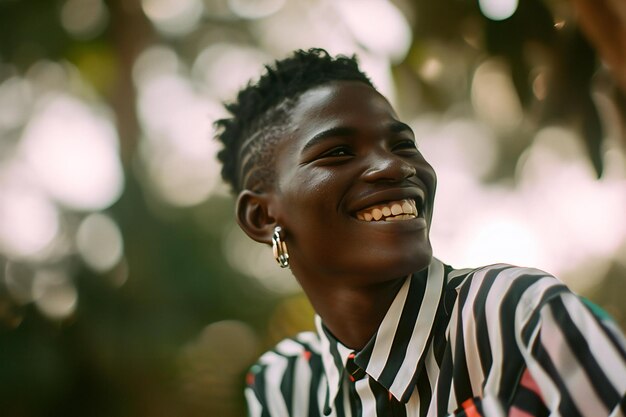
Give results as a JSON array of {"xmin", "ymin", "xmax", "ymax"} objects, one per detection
[{"xmin": 361, "ymin": 150, "xmax": 416, "ymax": 183}]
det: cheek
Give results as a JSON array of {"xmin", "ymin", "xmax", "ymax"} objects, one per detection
[
  {"xmin": 279, "ymin": 169, "xmax": 342, "ymax": 209},
  {"xmin": 277, "ymin": 170, "xmax": 347, "ymax": 237}
]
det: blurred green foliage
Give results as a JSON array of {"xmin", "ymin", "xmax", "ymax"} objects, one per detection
[{"xmin": 0, "ymin": 0, "xmax": 624, "ymax": 416}]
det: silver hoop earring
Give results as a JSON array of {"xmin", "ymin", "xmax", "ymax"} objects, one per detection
[{"xmin": 272, "ymin": 226, "xmax": 289, "ymax": 268}]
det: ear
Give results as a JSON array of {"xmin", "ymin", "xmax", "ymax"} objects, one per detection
[{"xmin": 235, "ymin": 190, "xmax": 277, "ymax": 245}]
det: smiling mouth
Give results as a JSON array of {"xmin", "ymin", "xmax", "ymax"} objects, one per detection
[{"xmin": 355, "ymin": 198, "xmax": 419, "ymax": 222}]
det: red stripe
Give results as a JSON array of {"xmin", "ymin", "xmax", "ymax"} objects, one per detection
[
  {"xmin": 246, "ymin": 372, "xmax": 255, "ymax": 386},
  {"xmin": 508, "ymin": 406, "xmax": 535, "ymax": 417},
  {"xmin": 461, "ymin": 398, "xmax": 483, "ymax": 417},
  {"xmin": 519, "ymin": 368, "xmax": 543, "ymax": 400}
]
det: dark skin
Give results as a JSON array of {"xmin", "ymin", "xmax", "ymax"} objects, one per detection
[{"xmin": 236, "ymin": 81, "xmax": 437, "ymax": 349}]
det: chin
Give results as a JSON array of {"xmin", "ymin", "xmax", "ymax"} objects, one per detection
[
  {"xmin": 356, "ymin": 240, "xmax": 434, "ymax": 280},
  {"xmin": 391, "ymin": 245, "xmax": 433, "ymax": 276}
]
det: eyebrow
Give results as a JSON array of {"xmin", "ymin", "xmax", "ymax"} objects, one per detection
[
  {"xmin": 389, "ymin": 120, "xmax": 414, "ymax": 135},
  {"xmin": 301, "ymin": 121, "xmax": 415, "ymax": 154},
  {"xmin": 301, "ymin": 126, "xmax": 357, "ymax": 154}
]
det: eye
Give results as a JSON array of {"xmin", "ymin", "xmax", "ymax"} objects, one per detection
[
  {"xmin": 321, "ymin": 145, "xmax": 353, "ymax": 158},
  {"xmin": 392, "ymin": 139, "xmax": 418, "ymax": 154}
]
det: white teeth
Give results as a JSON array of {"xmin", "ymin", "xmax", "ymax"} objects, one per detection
[
  {"xmin": 355, "ymin": 198, "xmax": 420, "ymax": 222},
  {"xmin": 385, "ymin": 214, "xmax": 410, "ymax": 222}
]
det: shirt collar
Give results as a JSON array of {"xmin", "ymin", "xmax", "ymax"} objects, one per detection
[{"xmin": 316, "ymin": 258, "xmax": 447, "ymax": 413}]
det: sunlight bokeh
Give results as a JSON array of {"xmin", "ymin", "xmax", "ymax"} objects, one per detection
[{"xmin": 1, "ymin": 0, "xmax": 625, "ymax": 415}]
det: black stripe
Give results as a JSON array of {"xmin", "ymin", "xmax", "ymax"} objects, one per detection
[
  {"xmin": 308, "ymin": 353, "xmax": 323, "ymax": 416},
  {"xmin": 415, "ymin": 367, "xmax": 432, "ymax": 417},
  {"xmin": 370, "ymin": 378, "xmax": 390, "ymax": 416},
  {"xmin": 347, "ymin": 380, "xmax": 361, "ymax": 417},
  {"xmin": 520, "ymin": 285, "xmax": 566, "ymax": 346},
  {"xmin": 443, "ymin": 264, "xmax": 464, "ymax": 315},
  {"xmin": 510, "ymin": 378, "xmax": 549, "ymax": 417},
  {"xmin": 436, "ymin": 342, "xmax": 454, "ymax": 417},
  {"xmin": 333, "ymin": 381, "xmax": 345, "ymax": 416},
  {"xmin": 471, "ymin": 266, "xmax": 507, "ymax": 378},
  {"xmin": 280, "ymin": 356, "xmax": 296, "ymax": 414},
  {"xmin": 433, "ymin": 273, "xmax": 456, "ymax": 368},
  {"xmin": 378, "ymin": 273, "xmax": 427, "ymax": 386},
  {"xmin": 391, "ymin": 396, "xmax": 407, "ymax": 417},
  {"xmin": 498, "ymin": 272, "xmax": 546, "ymax": 400},
  {"xmin": 581, "ymin": 298, "xmax": 626, "ymax": 360},
  {"xmin": 323, "ymin": 325, "xmax": 346, "ymax": 378},
  {"xmin": 251, "ymin": 364, "xmax": 272, "ymax": 417},
  {"xmin": 531, "ymin": 335, "xmax": 583, "ymax": 417},
  {"xmin": 452, "ymin": 279, "xmax": 474, "ymax": 403},
  {"xmin": 549, "ymin": 297, "xmax": 620, "ymax": 408}
]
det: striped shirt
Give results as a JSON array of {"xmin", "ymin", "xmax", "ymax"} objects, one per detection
[{"xmin": 245, "ymin": 259, "xmax": 626, "ymax": 416}]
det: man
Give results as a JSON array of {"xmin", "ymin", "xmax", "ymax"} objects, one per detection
[{"xmin": 215, "ymin": 48, "xmax": 626, "ymax": 416}]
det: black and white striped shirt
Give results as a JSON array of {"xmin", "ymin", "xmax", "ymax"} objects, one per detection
[{"xmin": 245, "ymin": 259, "xmax": 626, "ymax": 416}]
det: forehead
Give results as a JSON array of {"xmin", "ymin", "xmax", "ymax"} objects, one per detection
[{"xmin": 287, "ymin": 81, "xmax": 398, "ymax": 139}]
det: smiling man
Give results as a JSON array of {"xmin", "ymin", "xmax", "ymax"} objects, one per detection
[{"xmin": 215, "ymin": 49, "xmax": 626, "ymax": 417}]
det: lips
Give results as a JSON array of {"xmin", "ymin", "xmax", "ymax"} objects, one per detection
[{"xmin": 355, "ymin": 198, "xmax": 419, "ymax": 222}]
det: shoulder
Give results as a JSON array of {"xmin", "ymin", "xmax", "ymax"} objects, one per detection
[
  {"xmin": 245, "ymin": 331, "xmax": 327, "ymax": 415},
  {"xmin": 247, "ymin": 331, "xmax": 322, "ymax": 385},
  {"xmin": 452, "ymin": 263, "xmax": 568, "ymax": 301},
  {"xmin": 448, "ymin": 263, "xmax": 571, "ymax": 325}
]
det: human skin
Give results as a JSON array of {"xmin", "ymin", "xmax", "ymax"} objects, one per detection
[{"xmin": 236, "ymin": 81, "xmax": 437, "ymax": 349}]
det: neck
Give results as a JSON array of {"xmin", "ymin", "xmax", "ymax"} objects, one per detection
[{"xmin": 301, "ymin": 275, "xmax": 408, "ymax": 350}]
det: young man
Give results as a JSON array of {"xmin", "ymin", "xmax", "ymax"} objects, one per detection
[{"xmin": 215, "ymin": 49, "xmax": 626, "ymax": 417}]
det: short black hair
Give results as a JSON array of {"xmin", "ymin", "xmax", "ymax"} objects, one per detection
[{"xmin": 214, "ymin": 48, "xmax": 374, "ymax": 193}]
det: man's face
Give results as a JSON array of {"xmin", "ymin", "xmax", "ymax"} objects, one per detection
[{"xmin": 269, "ymin": 81, "xmax": 437, "ymax": 286}]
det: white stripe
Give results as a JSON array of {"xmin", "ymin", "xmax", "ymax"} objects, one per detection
[
  {"xmin": 540, "ymin": 303, "xmax": 608, "ymax": 416},
  {"xmin": 561, "ymin": 293, "xmax": 626, "ymax": 394},
  {"xmin": 342, "ymin": 378, "xmax": 353, "ymax": 417},
  {"xmin": 405, "ymin": 384, "xmax": 420, "ymax": 417},
  {"xmin": 316, "ymin": 315, "xmax": 343, "ymax": 410},
  {"xmin": 424, "ymin": 342, "xmax": 439, "ymax": 395},
  {"xmin": 293, "ymin": 348, "xmax": 312, "ymax": 417},
  {"xmin": 272, "ymin": 337, "xmax": 314, "ymax": 417},
  {"xmin": 448, "ymin": 267, "xmax": 474, "ymax": 280},
  {"xmin": 365, "ymin": 274, "xmax": 412, "ymax": 379},
  {"xmin": 610, "ymin": 403, "xmax": 625, "ymax": 417},
  {"xmin": 245, "ymin": 386, "xmax": 263, "ymax": 417},
  {"xmin": 276, "ymin": 337, "xmax": 306, "ymax": 356},
  {"xmin": 318, "ymin": 375, "xmax": 337, "ymax": 417},
  {"xmin": 263, "ymin": 352, "xmax": 291, "ymax": 417},
  {"xmin": 446, "ymin": 280, "xmax": 460, "ymax": 413},
  {"xmin": 446, "ymin": 375, "xmax": 457, "ymax": 414},
  {"xmin": 461, "ymin": 269, "xmax": 488, "ymax": 396},
  {"xmin": 481, "ymin": 394, "xmax": 506, "ymax": 417},
  {"xmin": 515, "ymin": 289, "xmax": 563, "ymax": 416},
  {"xmin": 425, "ymin": 344, "xmax": 440, "ymax": 417},
  {"xmin": 512, "ymin": 276, "xmax": 560, "ymax": 325},
  {"xmin": 389, "ymin": 259, "xmax": 445, "ymax": 396},
  {"xmin": 482, "ymin": 266, "xmax": 524, "ymax": 397},
  {"xmin": 604, "ymin": 320, "xmax": 626, "ymax": 353},
  {"xmin": 297, "ymin": 331, "xmax": 322, "ymax": 353},
  {"xmin": 354, "ymin": 378, "xmax": 377, "ymax": 417}
]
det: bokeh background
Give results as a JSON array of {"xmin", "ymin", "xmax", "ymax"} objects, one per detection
[{"xmin": 0, "ymin": 0, "xmax": 625, "ymax": 415}]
